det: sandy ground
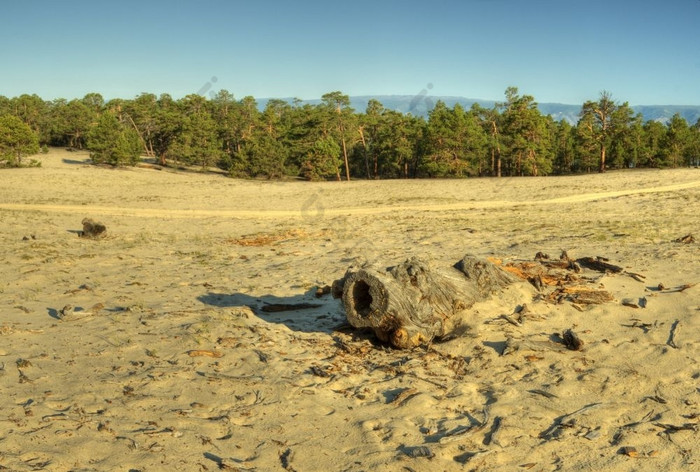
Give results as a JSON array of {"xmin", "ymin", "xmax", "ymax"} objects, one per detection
[{"xmin": 0, "ymin": 148, "xmax": 698, "ymax": 471}]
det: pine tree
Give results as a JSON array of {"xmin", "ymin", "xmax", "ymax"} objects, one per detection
[
  {"xmin": 301, "ymin": 136, "xmax": 341, "ymax": 181},
  {"xmin": 86, "ymin": 111, "xmax": 142, "ymax": 166},
  {"xmin": 0, "ymin": 115, "xmax": 40, "ymax": 166}
]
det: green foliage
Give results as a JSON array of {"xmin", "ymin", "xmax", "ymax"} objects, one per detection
[
  {"xmin": 321, "ymin": 91, "xmax": 354, "ymax": 180},
  {"xmin": 579, "ymin": 91, "xmax": 618, "ymax": 172},
  {"xmin": 499, "ymin": 88, "xmax": 552, "ymax": 176},
  {"xmin": 3, "ymin": 88, "xmax": 699, "ymax": 179},
  {"xmin": 0, "ymin": 115, "xmax": 40, "ymax": 167},
  {"xmin": 87, "ymin": 111, "xmax": 142, "ymax": 166},
  {"xmin": 638, "ymin": 120, "xmax": 665, "ymax": 167},
  {"xmin": 50, "ymin": 98, "xmax": 98, "ymax": 149},
  {"xmin": 302, "ymin": 136, "xmax": 341, "ymax": 181},
  {"xmin": 238, "ymin": 132, "xmax": 289, "ymax": 178},
  {"xmin": 663, "ymin": 113, "xmax": 691, "ymax": 167},
  {"xmin": 167, "ymin": 95, "xmax": 223, "ymax": 168}
]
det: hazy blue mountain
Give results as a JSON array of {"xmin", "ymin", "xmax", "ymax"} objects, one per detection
[{"xmin": 258, "ymin": 96, "xmax": 700, "ymax": 125}]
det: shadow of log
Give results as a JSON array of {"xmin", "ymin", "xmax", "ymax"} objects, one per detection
[{"xmin": 197, "ymin": 289, "xmax": 346, "ymax": 334}]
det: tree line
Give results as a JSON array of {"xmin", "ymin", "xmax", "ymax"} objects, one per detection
[{"xmin": 1, "ymin": 87, "xmax": 699, "ymax": 177}]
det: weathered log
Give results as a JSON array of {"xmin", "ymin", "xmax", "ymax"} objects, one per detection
[{"xmin": 333, "ymin": 255, "xmax": 518, "ymax": 348}]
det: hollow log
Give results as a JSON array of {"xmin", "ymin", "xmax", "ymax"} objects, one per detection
[{"xmin": 333, "ymin": 255, "xmax": 518, "ymax": 348}]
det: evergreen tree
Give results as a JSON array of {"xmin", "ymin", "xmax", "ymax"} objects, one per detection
[
  {"xmin": 688, "ymin": 119, "xmax": 700, "ymax": 167},
  {"xmin": 573, "ymin": 112, "xmax": 599, "ymax": 172},
  {"xmin": 553, "ymin": 120, "xmax": 575, "ymax": 174},
  {"xmin": 579, "ymin": 91, "xmax": 617, "ymax": 173},
  {"xmin": 168, "ymin": 95, "xmax": 223, "ymax": 168},
  {"xmin": 607, "ymin": 103, "xmax": 637, "ymax": 169},
  {"xmin": 52, "ymin": 98, "xmax": 98, "ymax": 149},
  {"xmin": 301, "ymin": 136, "xmax": 341, "ymax": 181},
  {"xmin": 321, "ymin": 91, "xmax": 354, "ymax": 180},
  {"xmin": 472, "ymin": 103, "xmax": 503, "ymax": 176},
  {"xmin": 640, "ymin": 120, "xmax": 667, "ymax": 167},
  {"xmin": 500, "ymin": 87, "xmax": 552, "ymax": 176},
  {"xmin": 664, "ymin": 113, "xmax": 691, "ymax": 167},
  {"xmin": 0, "ymin": 115, "xmax": 40, "ymax": 166},
  {"xmin": 86, "ymin": 111, "xmax": 142, "ymax": 166},
  {"xmin": 358, "ymin": 99, "xmax": 385, "ymax": 178}
]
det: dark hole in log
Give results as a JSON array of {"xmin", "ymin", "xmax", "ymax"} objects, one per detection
[{"xmin": 352, "ymin": 280, "xmax": 373, "ymax": 317}]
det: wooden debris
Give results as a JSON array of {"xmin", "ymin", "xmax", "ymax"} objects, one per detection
[
  {"xmin": 439, "ymin": 409, "xmax": 490, "ymax": 444},
  {"xmin": 500, "ymin": 314, "xmax": 521, "ymax": 326},
  {"xmin": 653, "ymin": 422, "xmax": 698, "ymax": 434},
  {"xmin": 673, "ymin": 234, "xmax": 695, "ymax": 244},
  {"xmin": 528, "ymin": 389, "xmax": 558, "ymax": 399},
  {"xmin": 402, "ymin": 446, "xmax": 434, "ymax": 459},
  {"xmin": 57, "ymin": 305, "xmax": 74, "ymax": 319},
  {"xmin": 389, "ymin": 387, "xmax": 418, "ymax": 405},
  {"xmin": 622, "ymin": 298, "xmax": 640, "ymax": 308},
  {"xmin": 557, "ymin": 286, "xmax": 614, "ymax": 305},
  {"xmin": 658, "ymin": 283, "xmax": 697, "ymax": 293},
  {"xmin": 80, "ymin": 218, "xmax": 106, "ymax": 238},
  {"xmin": 539, "ymin": 403, "xmax": 601, "ymax": 440},
  {"xmin": 621, "ymin": 319, "xmax": 654, "ymax": 333},
  {"xmin": 562, "ymin": 329, "xmax": 584, "ymax": 351},
  {"xmin": 187, "ymin": 350, "xmax": 223, "ymax": 358},
  {"xmin": 619, "ymin": 446, "xmax": 639, "ymax": 457}
]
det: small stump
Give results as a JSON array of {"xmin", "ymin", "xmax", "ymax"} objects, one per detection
[{"xmin": 80, "ymin": 218, "xmax": 106, "ymax": 238}]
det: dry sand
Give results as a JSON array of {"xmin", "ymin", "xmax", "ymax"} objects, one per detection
[{"xmin": 0, "ymin": 148, "xmax": 698, "ymax": 471}]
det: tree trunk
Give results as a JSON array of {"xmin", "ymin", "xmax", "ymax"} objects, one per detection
[
  {"xmin": 599, "ymin": 144, "xmax": 607, "ymax": 173},
  {"xmin": 357, "ymin": 126, "xmax": 371, "ymax": 179},
  {"xmin": 332, "ymin": 255, "xmax": 517, "ymax": 348},
  {"xmin": 341, "ymin": 137, "xmax": 350, "ymax": 181}
]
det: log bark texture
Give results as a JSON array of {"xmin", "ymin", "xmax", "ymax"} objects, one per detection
[{"xmin": 333, "ymin": 255, "xmax": 518, "ymax": 348}]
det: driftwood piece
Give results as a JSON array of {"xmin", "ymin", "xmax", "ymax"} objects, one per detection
[
  {"xmin": 333, "ymin": 255, "xmax": 518, "ymax": 348},
  {"xmin": 673, "ymin": 234, "xmax": 695, "ymax": 244},
  {"xmin": 80, "ymin": 218, "xmax": 106, "ymax": 238},
  {"xmin": 562, "ymin": 329, "xmax": 584, "ymax": 351}
]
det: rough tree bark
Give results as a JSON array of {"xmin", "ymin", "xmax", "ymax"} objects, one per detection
[{"xmin": 332, "ymin": 255, "xmax": 517, "ymax": 349}]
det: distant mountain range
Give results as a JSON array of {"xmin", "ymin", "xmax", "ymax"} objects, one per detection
[{"xmin": 259, "ymin": 95, "xmax": 700, "ymax": 125}]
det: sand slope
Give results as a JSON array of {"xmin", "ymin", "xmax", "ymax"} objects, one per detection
[{"xmin": 0, "ymin": 149, "xmax": 698, "ymax": 471}]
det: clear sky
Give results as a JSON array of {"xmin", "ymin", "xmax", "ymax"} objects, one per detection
[{"xmin": 1, "ymin": 0, "xmax": 699, "ymax": 105}]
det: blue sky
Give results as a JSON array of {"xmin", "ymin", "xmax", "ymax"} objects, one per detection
[{"xmin": 1, "ymin": 0, "xmax": 699, "ymax": 105}]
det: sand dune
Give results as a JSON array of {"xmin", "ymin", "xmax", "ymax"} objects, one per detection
[{"xmin": 0, "ymin": 149, "xmax": 697, "ymax": 471}]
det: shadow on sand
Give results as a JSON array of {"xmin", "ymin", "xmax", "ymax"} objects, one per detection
[
  {"xmin": 61, "ymin": 158, "xmax": 91, "ymax": 165},
  {"xmin": 198, "ymin": 289, "xmax": 347, "ymax": 334}
]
